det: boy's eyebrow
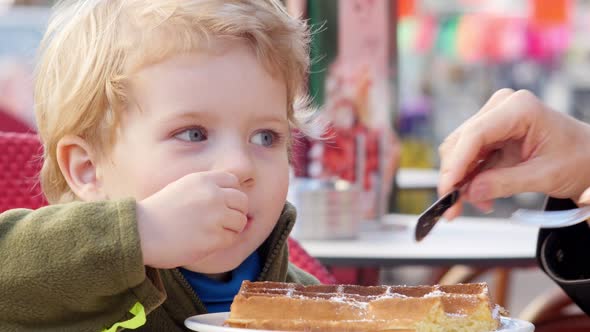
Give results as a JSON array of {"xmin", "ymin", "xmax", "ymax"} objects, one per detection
[
  {"xmin": 159, "ymin": 110, "xmax": 288, "ymax": 126},
  {"xmin": 159, "ymin": 110, "xmax": 212, "ymax": 123},
  {"xmin": 255, "ymin": 114, "xmax": 289, "ymax": 125}
]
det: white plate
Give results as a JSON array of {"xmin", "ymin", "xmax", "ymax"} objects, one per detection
[{"xmin": 185, "ymin": 312, "xmax": 535, "ymax": 332}]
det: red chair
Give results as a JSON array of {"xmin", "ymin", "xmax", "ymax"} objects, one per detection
[
  {"xmin": 0, "ymin": 131, "xmax": 46, "ymax": 212},
  {"xmin": 0, "ymin": 110, "xmax": 34, "ymax": 134},
  {"xmin": 0, "ymin": 131, "xmax": 336, "ymax": 284},
  {"xmin": 287, "ymin": 237, "xmax": 336, "ymax": 284}
]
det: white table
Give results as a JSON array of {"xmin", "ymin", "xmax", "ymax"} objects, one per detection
[{"xmin": 298, "ymin": 214, "xmax": 539, "ymax": 267}]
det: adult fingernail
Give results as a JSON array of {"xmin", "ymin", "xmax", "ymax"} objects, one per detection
[{"xmin": 474, "ymin": 201, "xmax": 494, "ymax": 214}]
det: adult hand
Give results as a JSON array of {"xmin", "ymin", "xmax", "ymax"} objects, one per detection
[{"xmin": 438, "ymin": 89, "xmax": 590, "ymax": 220}]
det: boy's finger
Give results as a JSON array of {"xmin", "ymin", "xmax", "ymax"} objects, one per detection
[
  {"xmin": 207, "ymin": 171, "xmax": 240, "ymax": 188},
  {"xmin": 222, "ymin": 188, "xmax": 248, "ymax": 215},
  {"xmin": 222, "ymin": 209, "xmax": 248, "ymax": 233},
  {"xmin": 218, "ymin": 226, "xmax": 241, "ymax": 250}
]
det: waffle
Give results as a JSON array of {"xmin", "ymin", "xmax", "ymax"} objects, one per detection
[{"xmin": 226, "ymin": 281, "xmax": 504, "ymax": 332}]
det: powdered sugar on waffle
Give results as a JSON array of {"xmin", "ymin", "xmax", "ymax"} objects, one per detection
[
  {"xmin": 424, "ymin": 290, "xmax": 445, "ymax": 298},
  {"xmin": 286, "ymin": 284, "xmax": 295, "ymax": 297},
  {"xmin": 328, "ymin": 284, "xmax": 370, "ymax": 311},
  {"xmin": 380, "ymin": 286, "xmax": 409, "ymax": 299}
]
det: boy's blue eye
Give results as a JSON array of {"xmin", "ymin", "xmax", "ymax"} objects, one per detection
[
  {"xmin": 251, "ymin": 130, "xmax": 278, "ymax": 147},
  {"xmin": 175, "ymin": 127, "xmax": 207, "ymax": 142}
]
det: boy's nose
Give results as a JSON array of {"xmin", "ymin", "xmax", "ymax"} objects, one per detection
[{"xmin": 214, "ymin": 147, "xmax": 255, "ymax": 187}]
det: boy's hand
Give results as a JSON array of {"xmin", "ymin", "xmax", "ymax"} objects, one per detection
[{"xmin": 136, "ymin": 171, "xmax": 248, "ymax": 269}]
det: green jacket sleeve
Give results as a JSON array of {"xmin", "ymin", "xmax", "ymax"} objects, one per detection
[
  {"xmin": 285, "ymin": 262, "xmax": 320, "ymax": 285},
  {"xmin": 0, "ymin": 199, "xmax": 166, "ymax": 332}
]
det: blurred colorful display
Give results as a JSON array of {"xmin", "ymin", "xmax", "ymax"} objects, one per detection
[{"xmin": 398, "ymin": 0, "xmax": 571, "ymax": 63}]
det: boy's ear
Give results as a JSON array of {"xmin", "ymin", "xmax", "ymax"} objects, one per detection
[{"xmin": 56, "ymin": 135, "xmax": 107, "ymax": 201}]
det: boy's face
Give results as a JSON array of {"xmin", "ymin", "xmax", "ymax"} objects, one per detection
[{"xmin": 98, "ymin": 41, "xmax": 290, "ymax": 273}]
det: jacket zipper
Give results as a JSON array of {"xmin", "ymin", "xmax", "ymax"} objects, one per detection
[
  {"xmin": 258, "ymin": 218, "xmax": 293, "ymax": 281},
  {"xmin": 173, "ymin": 269, "xmax": 208, "ymax": 313}
]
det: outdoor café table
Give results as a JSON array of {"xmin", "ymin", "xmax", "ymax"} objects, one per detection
[{"xmin": 298, "ymin": 214, "xmax": 539, "ymax": 307}]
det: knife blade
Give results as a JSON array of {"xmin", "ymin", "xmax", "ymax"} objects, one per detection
[{"xmin": 414, "ymin": 151, "xmax": 499, "ymax": 242}]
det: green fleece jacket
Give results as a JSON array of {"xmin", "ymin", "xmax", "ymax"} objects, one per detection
[{"xmin": 0, "ymin": 199, "xmax": 318, "ymax": 332}]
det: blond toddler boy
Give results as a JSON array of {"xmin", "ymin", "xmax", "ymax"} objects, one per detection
[{"xmin": 0, "ymin": 0, "xmax": 320, "ymax": 331}]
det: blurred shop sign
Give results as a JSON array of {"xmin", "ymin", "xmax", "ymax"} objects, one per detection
[{"xmin": 419, "ymin": 0, "xmax": 528, "ymax": 16}]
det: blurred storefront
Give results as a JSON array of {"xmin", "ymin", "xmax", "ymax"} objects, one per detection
[{"xmin": 291, "ymin": 0, "xmax": 588, "ymax": 215}]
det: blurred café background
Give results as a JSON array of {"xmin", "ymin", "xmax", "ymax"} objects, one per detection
[{"xmin": 0, "ymin": 0, "xmax": 588, "ymax": 329}]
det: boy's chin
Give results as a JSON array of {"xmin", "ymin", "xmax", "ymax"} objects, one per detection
[{"xmin": 182, "ymin": 253, "xmax": 246, "ymax": 274}]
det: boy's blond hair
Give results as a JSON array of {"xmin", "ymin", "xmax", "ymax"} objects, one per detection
[{"xmin": 35, "ymin": 0, "xmax": 316, "ymax": 204}]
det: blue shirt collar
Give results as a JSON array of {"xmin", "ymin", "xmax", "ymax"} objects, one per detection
[{"xmin": 180, "ymin": 251, "xmax": 262, "ymax": 313}]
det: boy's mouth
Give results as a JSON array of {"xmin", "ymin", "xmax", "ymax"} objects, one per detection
[{"xmin": 244, "ymin": 214, "xmax": 253, "ymax": 230}]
